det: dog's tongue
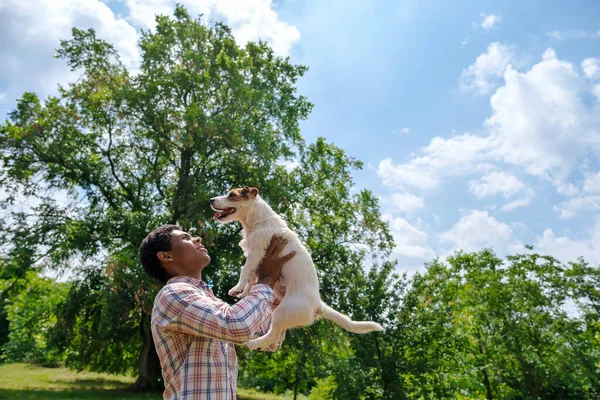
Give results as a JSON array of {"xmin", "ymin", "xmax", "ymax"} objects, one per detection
[{"xmin": 213, "ymin": 211, "xmax": 221, "ymax": 220}]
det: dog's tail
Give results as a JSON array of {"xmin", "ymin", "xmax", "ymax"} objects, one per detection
[{"xmin": 318, "ymin": 301, "xmax": 383, "ymax": 334}]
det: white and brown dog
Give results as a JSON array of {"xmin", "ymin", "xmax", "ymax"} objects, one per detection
[{"xmin": 210, "ymin": 186, "xmax": 383, "ymax": 350}]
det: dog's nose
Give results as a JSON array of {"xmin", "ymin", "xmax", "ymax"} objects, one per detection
[{"xmin": 209, "ymin": 198, "xmax": 215, "ymax": 204}]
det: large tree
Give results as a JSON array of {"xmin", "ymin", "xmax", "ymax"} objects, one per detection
[{"xmin": 0, "ymin": 6, "xmax": 392, "ymax": 391}]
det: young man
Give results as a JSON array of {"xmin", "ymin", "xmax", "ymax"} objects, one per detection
[{"xmin": 139, "ymin": 224, "xmax": 295, "ymax": 399}]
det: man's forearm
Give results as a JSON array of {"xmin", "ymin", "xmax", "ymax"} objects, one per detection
[{"xmin": 158, "ymin": 283, "xmax": 276, "ymax": 344}]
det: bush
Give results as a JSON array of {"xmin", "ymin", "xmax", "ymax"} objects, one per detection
[
  {"xmin": 1, "ymin": 271, "xmax": 69, "ymax": 367},
  {"xmin": 308, "ymin": 376, "xmax": 336, "ymax": 400}
]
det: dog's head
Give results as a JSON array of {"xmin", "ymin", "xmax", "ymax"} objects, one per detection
[{"xmin": 210, "ymin": 186, "xmax": 259, "ymax": 224}]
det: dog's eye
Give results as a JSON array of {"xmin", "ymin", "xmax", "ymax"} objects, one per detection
[{"xmin": 228, "ymin": 192, "xmax": 235, "ymax": 198}]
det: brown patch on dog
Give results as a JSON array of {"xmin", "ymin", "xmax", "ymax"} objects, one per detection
[
  {"xmin": 227, "ymin": 189, "xmax": 244, "ymax": 201},
  {"xmin": 227, "ymin": 186, "xmax": 258, "ymax": 201}
]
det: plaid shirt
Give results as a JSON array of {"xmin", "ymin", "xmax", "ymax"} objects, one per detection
[{"xmin": 151, "ymin": 276, "xmax": 278, "ymax": 399}]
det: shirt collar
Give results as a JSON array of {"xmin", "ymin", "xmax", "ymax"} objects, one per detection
[{"xmin": 167, "ymin": 275, "xmax": 208, "ymax": 288}]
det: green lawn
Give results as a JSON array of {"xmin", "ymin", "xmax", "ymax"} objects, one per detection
[{"xmin": 0, "ymin": 363, "xmax": 286, "ymax": 400}]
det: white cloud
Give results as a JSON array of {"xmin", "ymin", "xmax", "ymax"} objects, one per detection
[
  {"xmin": 440, "ymin": 210, "xmax": 513, "ymax": 253},
  {"xmin": 469, "ymin": 172, "xmax": 526, "ymax": 199},
  {"xmin": 462, "ymin": 37, "xmax": 469, "ymax": 47},
  {"xmin": 380, "ymin": 47, "xmax": 600, "ymax": 203},
  {"xmin": 382, "ymin": 213, "xmax": 436, "ymax": 260},
  {"xmin": 509, "ymin": 221, "xmax": 528, "ymax": 231},
  {"xmin": 502, "ymin": 198, "xmax": 532, "ymax": 212},
  {"xmin": 389, "ymin": 193, "xmax": 424, "ymax": 214},
  {"xmin": 480, "ymin": 13, "xmax": 502, "ymax": 30},
  {"xmin": 582, "ymin": 58, "xmax": 600, "ymax": 80},
  {"xmin": 535, "ymin": 222, "xmax": 600, "ymax": 264},
  {"xmin": 460, "ymin": 42, "xmax": 514, "ymax": 96},
  {"xmin": 547, "ymin": 29, "xmax": 600, "ymax": 41},
  {"xmin": 485, "ymin": 48, "xmax": 598, "ymax": 186},
  {"xmin": 583, "ymin": 171, "xmax": 600, "ymax": 193},
  {"xmin": 124, "ymin": 0, "xmax": 300, "ymax": 56},
  {"xmin": 593, "ymin": 84, "xmax": 600, "ymax": 102},
  {"xmin": 554, "ymin": 195, "xmax": 600, "ymax": 218},
  {"xmin": 556, "ymin": 182, "xmax": 580, "ymax": 197},
  {"xmin": 377, "ymin": 133, "xmax": 492, "ymax": 191},
  {"xmin": 392, "ymin": 127, "xmax": 410, "ymax": 134},
  {"xmin": 0, "ymin": 0, "xmax": 140, "ymax": 100},
  {"xmin": 0, "ymin": 0, "xmax": 298, "ymax": 116},
  {"xmin": 377, "ymin": 158, "xmax": 439, "ymax": 191},
  {"xmin": 469, "ymin": 172, "xmax": 534, "ymax": 211}
]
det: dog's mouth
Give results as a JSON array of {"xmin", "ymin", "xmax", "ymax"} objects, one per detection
[{"xmin": 211, "ymin": 206, "xmax": 237, "ymax": 220}]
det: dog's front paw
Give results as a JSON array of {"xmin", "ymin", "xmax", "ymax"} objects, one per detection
[
  {"xmin": 228, "ymin": 285, "xmax": 244, "ymax": 298},
  {"xmin": 245, "ymin": 338, "xmax": 264, "ymax": 351},
  {"xmin": 239, "ymin": 282, "xmax": 253, "ymax": 298}
]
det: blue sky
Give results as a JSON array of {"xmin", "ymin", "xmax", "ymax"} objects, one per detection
[{"xmin": 1, "ymin": 0, "xmax": 600, "ymax": 273}]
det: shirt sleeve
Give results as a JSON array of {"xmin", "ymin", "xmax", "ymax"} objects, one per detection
[{"xmin": 153, "ymin": 282, "xmax": 276, "ymax": 344}]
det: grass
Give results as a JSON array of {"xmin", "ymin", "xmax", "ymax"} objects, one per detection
[{"xmin": 0, "ymin": 363, "xmax": 288, "ymax": 400}]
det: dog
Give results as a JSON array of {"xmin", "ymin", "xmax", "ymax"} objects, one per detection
[{"xmin": 210, "ymin": 186, "xmax": 383, "ymax": 350}]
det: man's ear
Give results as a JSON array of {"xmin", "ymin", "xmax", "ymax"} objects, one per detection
[{"xmin": 157, "ymin": 251, "xmax": 173, "ymax": 264}]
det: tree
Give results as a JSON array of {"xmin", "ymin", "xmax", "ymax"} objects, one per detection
[
  {"xmin": 0, "ymin": 6, "xmax": 393, "ymax": 391},
  {"xmin": 332, "ymin": 261, "xmax": 409, "ymax": 400},
  {"xmin": 1, "ymin": 271, "xmax": 68, "ymax": 367},
  {"xmin": 399, "ymin": 249, "xmax": 600, "ymax": 399}
]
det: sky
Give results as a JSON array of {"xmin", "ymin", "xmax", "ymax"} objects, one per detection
[{"xmin": 1, "ymin": 0, "xmax": 600, "ymax": 275}]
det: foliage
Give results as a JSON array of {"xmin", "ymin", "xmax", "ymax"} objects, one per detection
[
  {"xmin": 330, "ymin": 261, "xmax": 408, "ymax": 400},
  {"xmin": 308, "ymin": 376, "xmax": 336, "ymax": 400},
  {"xmin": 399, "ymin": 250, "xmax": 600, "ymax": 400},
  {"xmin": 1, "ymin": 272, "xmax": 68, "ymax": 367}
]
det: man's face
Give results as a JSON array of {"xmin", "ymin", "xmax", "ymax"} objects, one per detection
[{"xmin": 160, "ymin": 230, "xmax": 211, "ymax": 276}]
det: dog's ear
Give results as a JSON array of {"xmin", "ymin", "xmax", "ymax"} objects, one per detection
[{"xmin": 243, "ymin": 186, "xmax": 259, "ymax": 197}]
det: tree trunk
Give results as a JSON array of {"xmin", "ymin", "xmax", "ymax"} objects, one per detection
[
  {"xmin": 479, "ymin": 343, "xmax": 493, "ymax": 400},
  {"xmin": 482, "ymin": 366, "xmax": 493, "ymax": 400},
  {"xmin": 374, "ymin": 334, "xmax": 389, "ymax": 396},
  {"xmin": 293, "ymin": 347, "xmax": 303, "ymax": 400},
  {"xmin": 293, "ymin": 361, "xmax": 300, "ymax": 400},
  {"xmin": 132, "ymin": 311, "xmax": 163, "ymax": 392}
]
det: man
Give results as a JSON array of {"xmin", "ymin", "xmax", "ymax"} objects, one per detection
[{"xmin": 139, "ymin": 224, "xmax": 296, "ymax": 399}]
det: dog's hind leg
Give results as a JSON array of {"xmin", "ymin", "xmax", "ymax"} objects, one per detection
[
  {"xmin": 277, "ymin": 329, "xmax": 287, "ymax": 343},
  {"xmin": 245, "ymin": 295, "xmax": 315, "ymax": 350}
]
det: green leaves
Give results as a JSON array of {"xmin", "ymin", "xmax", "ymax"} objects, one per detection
[
  {"xmin": 1, "ymin": 272, "xmax": 69, "ymax": 367},
  {"xmin": 397, "ymin": 250, "xmax": 600, "ymax": 399}
]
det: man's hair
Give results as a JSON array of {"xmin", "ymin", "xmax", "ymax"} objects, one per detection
[{"xmin": 139, "ymin": 224, "xmax": 181, "ymax": 284}]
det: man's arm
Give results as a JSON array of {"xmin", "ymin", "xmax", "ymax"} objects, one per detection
[{"xmin": 154, "ymin": 282, "xmax": 275, "ymax": 344}]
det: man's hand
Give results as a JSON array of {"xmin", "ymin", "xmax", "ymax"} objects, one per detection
[{"xmin": 256, "ymin": 236, "xmax": 296, "ymax": 288}]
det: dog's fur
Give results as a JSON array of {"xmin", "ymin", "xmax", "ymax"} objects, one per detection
[{"xmin": 210, "ymin": 186, "xmax": 383, "ymax": 350}]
